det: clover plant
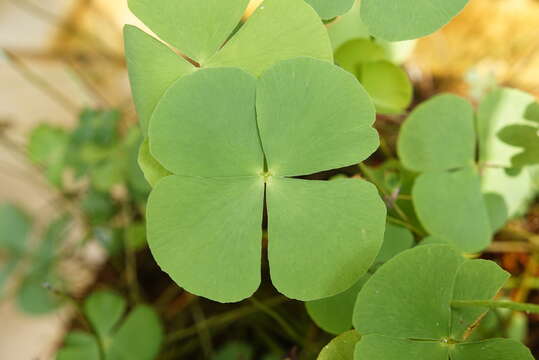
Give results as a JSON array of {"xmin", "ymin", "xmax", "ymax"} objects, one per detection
[
  {"xmin": 121, "ymin": 1, "xmax": 539, "ymax": 358},
  {"xmin": 56, "ymin": 290, "xmax": 163, "ymax": 360},
  {"xmin": 317, "ymin": 245, "xmax": 535, "ymax": 360}
]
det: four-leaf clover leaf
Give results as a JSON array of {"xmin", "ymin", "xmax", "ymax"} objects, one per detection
[{"xmin": 146, "ymin": 57, "xmax": 386, "ymax": 302}]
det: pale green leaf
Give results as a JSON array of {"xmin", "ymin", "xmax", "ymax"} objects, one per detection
[
  {"xmin": 354, "ymin": 245, "xmax": 464, "ymax": 339},
  {"xmin": 451, "ymin": 339, "xmax": 534, "ymax": 360},
  {"xmin": 413, "ymin": 167, "xmax": 492, "ymax": 253},
  {"xmin": 450, "ymin": 260, "xmax": 509, "ymax": 339},
  {"xmin": 267, "ymin": 178, "xmax": 385, "ymax": 300},
  {"xmin": 397, "ymin": 94, "xmax": 475, "ymax": 172},
  {"xmin": 137, "ymin": 139, "xmax": 171, "ymax": 187},
  {"xmin": 124, "ymin": 25, "xmax": 195, "ymax": 134},
  {"xmin": 107, "ymin": 305, "xmax": 163, "ymax": 360},
  {"xmin": 257, "ymin": 57, "xmax": 378, "ymax": 177},
  {"xmin": 306, "ymin": 276, "xmax": 369, "ymax": 335},
  {"xmin": 477, "ymin": 87, "xmax": 537, "ymax": 168},
  {"xmin": 317, "ymin": 330, "xmax": 361, "ymax": 360},
  {"xmin": 358, "ymin": 60, "xmax": 413, "ymax": 114},
  {"xmin": 28, "ymin": 124, "xmax": 69, "ymax": 186},
  {"xmin": 305, "ymin": 0, "xmax": 354, "ymax": 20},
  {"xmin": 207, "ymin": 0, "xmax": 332, "ymax": 76},
  {"xmin": 84, "ymin": 291, "xmax": 127, "ymax": 340},
  {"xmin": 147, "ymin": 176, "xmax": 263, "ymax": 302},
  {"xmin": 0, "ymin": 203, "xmax": 31, "ymax": 253},
  {"xmin": 334, "ymin": 39, "xmax": 388, "ymax": 74},
  {"xmin": 149, "ymin": 68, "xmax": 264, "ymax": 177},
  {"xmin": 360, "ymin": 0, "xmax": 469, "ymax": 41},
  {"xmin": 356, "ymin": 335, "xmax": 448, "ymax": 360},
  {"xmin": 127, "ymin": 0, "xmax": 249, "ymax": 63},
  {"xmin": 481, "ymin": 167, "xmax": 535, "ymax": 220},
  {"xmin": 497, "ymin": 124, "xmax": 539, "ymax": 168}
]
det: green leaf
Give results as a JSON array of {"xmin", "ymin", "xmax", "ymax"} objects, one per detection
[
  {"xmin": 17, "ymin": 273, "xmax": 61, "ymax": 314},
  {"xmin": 450, "ymin": 260, "xmax": 509, "ymax": 339},
  {"xmin": 477, "ymin": 87, "xmax": 537, "ymax": 168},
  {"xmin": 358, "ymin": 60, "xmax": 413, "ymax": 114},
  {"xmin": 125, "ymin": 223, "xmax": 147, "ymax": 251},
  {"xmin": 0, "ymin": 203, "xmax": 31, "ymax": 254},
  {"xmin": 107, "ymin": 305, "xmax": 163, "ymax": 360},
  {"xmin": 56, "ymin": 332, "xmax": 100, "ymax": 360},
  {"xmin": 397, "ymin": 94, "xmax": 475, "ymax": 172},
  {"xmin": 28, "ymin": 124, "xmax": 69, "ymax": 186},
  {"xmin": 127, "ymin": 0, "xmax": 249, "ymax": 63},
  {"xmin": 452, "ymin": 339, "xmax": 534, "ymax": 360},
  {"xmin": 317, "ymin": 330, "xmax": 361, "ymax": 360},
  {"xmin": 150, "ymin": 68, "xmax": 264, "ymax": 177},
  {"xmin": 267, "ymin": 178, "xmax": 385, "ymax": 300},
  {"xmin": 483, "ymin": 192, "xmax": 509, "ymax": 232},
  {"xmin": 354, "ymin": 245, "xmax": 464, "ymax": 339},
  {"xmin": 147, "ymin": 176, "xmax": 263, "ymax": 302},
  {"xmin": 355, "ymin": 335, "xmax": 448, "ymax": 360},
  {"xmin": 497, "ymin": 124, "xmax": 539, "ymax": 168},
  {"xmin": 257, "ymin": 57, "xmax": 378, "ymax": 177},
  {"xmin": 360, "ymin": 0, "xmax": 469, "ymax": 41},
  {"xmin": 374, "ymin": 224, "xmax": 414, "ymax": 264},
  {"xmin": 81, "ymin": 188, "xmax": 117, "ymax": 226},
  {"xmin": 124, "ymin": 25, "xmax": 195, "ymax": 135},
  {"xmin": 412, "ymin": 167, "xmax": 492, "ymax": 253},
  {"xmin": 84, "ymin": 291, "xmax": 127, "ymax": 340},
  {"xmin": 306, "ymin": 224, "xmax": 412, "ymax": 334},
  {"xmin": 207, "ymin": 0, "xmax": 333, "ymax": 76},
  {"xmin": 137, "ymin": 139, "xmax": 171, "ymax": 187},
  {"xmin": 306, "ymin": 276, "xmax": 369, "ymax": 335},
  {"xmin": 334, "ymin": 39, "xmax": 389, "ymax": 74},
  {"xmin": 305, "ymin": 0, "xmax": 354, "ymax": 20},
  {"xmin": 354, "ymin": 245, "xmax": 519, "ymax": 359}
]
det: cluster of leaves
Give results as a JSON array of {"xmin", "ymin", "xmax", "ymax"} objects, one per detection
[
  {"xmin": 0, "ymin": 109, "xmax": 151, "ymax": 316},
  {"xmin": 56, "ymin": 290, "xmax": 163, "ymax": 360},
  {"xmin": 318, "ymin": 245, "xmax": 534, "ymax": 360},
  {"xmin": 0, "ymin": 204, "xmax": 67, "ymax": 314}
]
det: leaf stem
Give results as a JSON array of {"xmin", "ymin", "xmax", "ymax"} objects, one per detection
[{"xmin": 451, "ymin": 299, "xmax": 539, "ymax": 314}]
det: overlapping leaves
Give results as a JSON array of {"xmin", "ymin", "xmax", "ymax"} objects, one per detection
[
  {"xmin": 57, "ymin": 290, "xmax": 163, "ymax": 360},
  {"xmin": 352, "ymin": 245, "xmax": 533, "ymax": 360},
  {"xmin": 146, "ymin": 57, "xmax": 386, "ymax": 302}
]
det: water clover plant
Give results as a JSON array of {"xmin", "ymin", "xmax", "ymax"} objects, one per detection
[
  {"xmin": 351, "ymin": 245, "xmax": 534, "ymax": 360},
  {"xmin": 397, "ymin": 94, "xmax": 492, "ymax": 252},
  {"xmin": 124, "ymin": 0, "xmax": 333, "ymax": 185},
  {"xmin": 57, "ymin": 290, "xmax": 163, "ymax": 360},
  {"xmin": 146, "ymin": 57, "xmax": 386, "ymax": 302},
  {"xmin": 360, "ymin": 0, "xmax": 470, "ymax": 41}
]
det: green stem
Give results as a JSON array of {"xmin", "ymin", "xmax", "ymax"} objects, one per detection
[{"xmin": 451, "ymin": 300, "xmax": 539, "ymax": 314}]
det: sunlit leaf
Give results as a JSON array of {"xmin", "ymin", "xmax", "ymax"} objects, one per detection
[
  {"xmin": 127, "ymin": 0, "xmax": 249, "ymax": 63},
  {"xmin": 207, "ymin": 0, "xmax": 332, "ymax": 76},
  {"xmin": 137, "ymin": 139, "xmax": 171, "ymax": 187},
  {"xmin": 398, "ymin": 94, "xmax": 475, "ymax": 172},
  {"xmin": 124, "ymin": 26, "xmax": 195, "ymax": 135},
  {"xmin": 317, "ymin": 330, "xmax": 360, "ymax": 360},
  {"xmin": 257, "ymin": 57, "xmax": 377, "ymax": 177},
  {"xmin": 305, "ymin": 0, "xmax": 354, "ymax": 20},
  {"xmin": 355, "ymin": 335, "xmax": 448, "ymax": 360},
  {"xmin": 358, "ymin": 61, "xmax": 413, "ymax": 114},
  {"xmin": 412, "ymin": 167, "xmax": 492, "ymax": 253},
  {"xmin": 360, "ymin": 0, "xmax": 469, "ymax": 41},
  {"xmin": 334, "ymin": 39, "xmax": 388, "ymax": 74}
]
